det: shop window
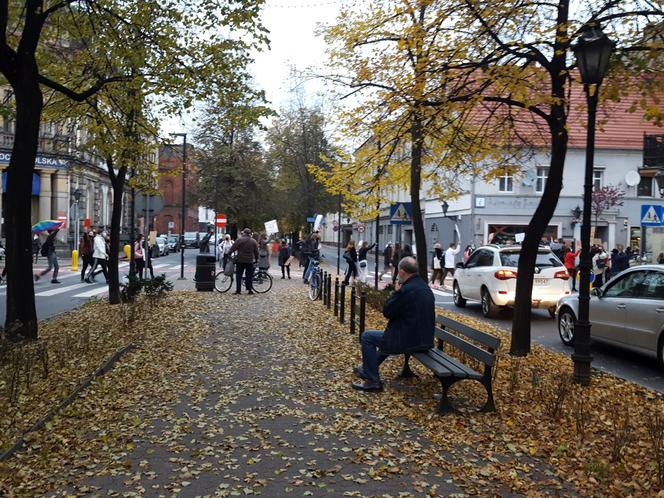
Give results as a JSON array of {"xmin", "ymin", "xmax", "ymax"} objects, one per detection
[
  {"xmin": 387, "ymin": 225, "xmax": 393, "ymax": 235},
  {"xmin": 638, "ymin": 176, "xmax": 653, "ymax": 197}
]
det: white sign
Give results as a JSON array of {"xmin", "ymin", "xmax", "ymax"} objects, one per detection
[
  {"xmin": 168, "ymin": 221, "xmax": 175, "ymax": 229},
  {"xmin": 313, "ymin": 214, "xmax": 324, "ymax": 232},
  {"xmin": 515, "ymin": 232, "xmax": 525, "ymax": 243},
  {"xmin": 357, "ymin": 224, "xmax": 365, "ymax": 233},
  {"xmin": 475, "ymin": 197, "xmax": 486, "ymax": 208},
  {"xmin": 264, "ymin": 219, "xmax": 279, "ymax": 235}
]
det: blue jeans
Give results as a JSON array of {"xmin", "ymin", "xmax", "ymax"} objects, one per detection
[{"xmin": 360, "ymin": 329, "xmax": 390, "ymax": 383}]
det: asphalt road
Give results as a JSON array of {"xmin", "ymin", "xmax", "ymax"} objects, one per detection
[
  {"xmin": 319, "ymin": 244, "xmax": 664, "ymax": 393},
  {"xmin": 0, "ymin": 250, "xmax": 200, "ymax": 322}
]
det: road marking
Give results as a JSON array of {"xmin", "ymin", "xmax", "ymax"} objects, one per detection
[
  {"xmin": 170, "ymin": 265, "xmax": 188, "ymax": 270},
  {"xmin": 73, "ymin": 286, "xmax": 109, "ymax": 298},
  {"xmin": 152, "ymin": 264, "xmax": 170, "ymax": 269},
  {"xmin": 35, "ymin": 282, "xmax": 90, "ymax": 297},
  {"xmin": 432, "ymin": 288, "xmax": 453, "ymax": 297}
]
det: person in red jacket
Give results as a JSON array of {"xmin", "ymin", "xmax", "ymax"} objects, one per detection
[{"xmin": 563, "ymin": 246, "xmax": 580, "ymax": 292}]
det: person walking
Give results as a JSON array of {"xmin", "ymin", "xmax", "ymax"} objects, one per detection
[
  {"xmin": 134, "ymin": 234, "xmax": 146, "ymax": 279},
  {"xmin": 357, "ymin": 240, "xmax": 376, "ymax": 284},
  {"xmin": 391, "ymin": 242, "xmax": 402, "ymax": 284},
  {"xmin": 199, "ymin": 226, "xmax": 213, "ymax": 253},
  {"xmin": 563, "ymin": 246, "xmax": 580, "ymax": 292},
  {"xmin": 87, "ymin": 229, "xmax": 109, "ymax": 283},
  {"xmin": 378, "ymin": 243, "xmax": 392, "ymax": 283},
  {"xmin": 79, "ymin": 231, "xmax": 94, "ymax": 281},
  {"xmin": 35, "ymin": 229, "xmax": 60, "ymax": 283},
  {"xmin": 32, "ymin": 234, "xmax": 41, "ymax": 264},
  {"xmin": 401, "ymin": 244, "xmax": 413, "ymax": 258},
  {"xmin": 278, "ymin": 239, "xmax": 292, "ymax": 279},
  {"xmin": 430, "ymin": 243, "xmax": 444, "ymax": 288},
  {"xmin": 258, "ymin": 234, "xmax": 270, "ymax": 270},
  {"xmin": 229, "ymin": 227, "xmax": 259, "ymax": 294},
  {"xmin": 351, "ymin": 257, "xmax": 435, "ymax": 391},
  {"xmin": 343, "ymin": 240, "xmax": 358, "ymax": 285},
  {"xmin": 441, "ymin": 241, "xmax": 461, "ymax": 288}
]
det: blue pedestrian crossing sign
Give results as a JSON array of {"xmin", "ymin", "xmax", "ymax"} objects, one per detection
[
  {"xmin": 390, "ymin": 202, "xmax": 413, "ymax": 225},
  {"xmin": 641, "ymin": 204, "xmax": 664, "ymax": 227}
]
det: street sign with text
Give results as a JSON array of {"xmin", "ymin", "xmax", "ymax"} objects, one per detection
[{"xmin": 215, "ymin": 214, "xmax": 228, "ymax": 227}]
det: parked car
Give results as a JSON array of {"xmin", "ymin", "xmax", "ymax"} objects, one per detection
[
  {"xmin": 556, "ymin": 265, "xmax": 664, "ymax": 365},
  {"xmin": 153, "ymin": 236, "xmax": 169, "ymax": 257},
  {"xmin": 164, "ymin": 234, "xmax": 180, "ymax": 252},
  {"xmin": 183, "ymin": 232, "xmax": 199, "ymax": 248},
  {"xmin": 453, "ymin": 244, "xmax": 570, "ymax": 318}
]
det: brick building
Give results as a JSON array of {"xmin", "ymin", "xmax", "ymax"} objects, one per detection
[{"xmin": 155, "ymin": 144, "xmax": 198, "ymax": 235}]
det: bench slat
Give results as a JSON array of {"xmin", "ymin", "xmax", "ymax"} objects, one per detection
[
  {"xmin": 429, "ymin": 349, "xmax": 482, "ymax": 380},
  {"xmin": 435, "ymin": 327, "xmax": 496, "ymax": 367},
  {"xmin": 412, "ymin": 352, "xmax": 454, "ymax": 378},
  {"xmin": 437, "ymin": 315, "xmax": 501, "ymax": 350}
]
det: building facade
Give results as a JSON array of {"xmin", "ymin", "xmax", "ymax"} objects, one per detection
[{"xmin": 154, "ymin": 144, "xmax": 199, "ymax": 235}]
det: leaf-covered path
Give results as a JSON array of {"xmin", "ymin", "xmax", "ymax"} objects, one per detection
[{"xmin": 3, "ymin": 278, "xmax": 578, "ymax": 497}]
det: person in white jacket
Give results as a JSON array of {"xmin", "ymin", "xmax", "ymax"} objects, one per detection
[
  {"xmin": 441, "ymin": 241, "xmax": 461, "ymax": 288},
  {"xmin": 86, "ymin": 229, "xmax": 109, "ymax": 283}
]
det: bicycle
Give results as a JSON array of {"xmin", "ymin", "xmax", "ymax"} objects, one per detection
[
  {"xmin": 307, "ymin": 258, "xmax": 322, "ymax": 301},
  {"xmin": 214, "ymin": 264, "xmax": 273, "ymax": 294}
]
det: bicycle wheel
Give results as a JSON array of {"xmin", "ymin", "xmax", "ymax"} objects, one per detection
[
  {"xmin": 214, "ymin": 271, "xmax": 233, "ymax": 293},
  {"xmin": 252, "ymin": 270, "xmax": 273, "ymax": 293},
  {"xmin": 308, "ymin": 272, "xmax": 320, "ymax": 300}
]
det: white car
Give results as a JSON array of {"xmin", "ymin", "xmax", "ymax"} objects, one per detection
[{"xmin": 452, "ymin": 245, "xmax": 571, "ymax": 318}]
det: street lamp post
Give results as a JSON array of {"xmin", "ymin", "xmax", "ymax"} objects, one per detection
[
  {"xmin": 171, "ymin": 132, "xmax": 187, "ymax": 280},
  {"xmin": 572, "ymin": 24, "xmax": 615, "ymax": 386}
]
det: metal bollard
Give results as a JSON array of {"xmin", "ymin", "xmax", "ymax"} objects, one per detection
[
  {"xmin": 321, "ymin": 271, "xmax": 327, "ymax": 302},
  {"xmin": 334, "ymin": 278, "xmax": 339, "ymax": 317},
  {"xmin": 350, "ymin": 285, "xmax": 356, "ymax": 335},
  {"xmin": 359, "ymin": 291, "xmax": 366, "ymax": 339},
  {"xmin": 340, "ymin": 283, "xmax": 346, "ymax": 324},
  {"xmin": 326, "ymin": 274, "xmax": 332, "ymax": 309}
]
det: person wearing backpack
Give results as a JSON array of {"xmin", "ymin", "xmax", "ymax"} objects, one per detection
[{"xmin": 35, "ymin": 229, "xmax": 60, "ymax": 284}]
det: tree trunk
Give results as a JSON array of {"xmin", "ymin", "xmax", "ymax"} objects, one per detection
[
  {"xmin": 4, "ymin": 77, "xmax": 43, "ymax": 340},
  {"xmin": 510, "ymin": 118, "xmax": 568, "ymax": 355},
  {"xmin": 107, "ymin": 160, "xmax": 127, "ymax": 305},
  {"xmin": 410, "ymin": 111, "xmax": 428, "ymax": 279}
]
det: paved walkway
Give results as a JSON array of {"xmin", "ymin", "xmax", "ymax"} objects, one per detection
[{"xmin": 1, "ymin": 274, "xmax": 574, "ymax": 497}]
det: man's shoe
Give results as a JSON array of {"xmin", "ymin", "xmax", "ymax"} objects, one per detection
[
  {"xmin": 85, "ymin": 278, "xmax": 92, "ymax": 283},
  {"xmin": 353, "ymin": 366, "xmax": 371, "ymax": 380},
  {"xmin": 352, "ymin": 380, "xmax": 383, "ymax": 392},
  {"xmin": 34, "ymin": 275, "xmax": 40, "ymax": 282},
  {"xmin": 233, "ymin": 291, "xmax": 241, "ymax": 295},
  {"xmin": 51, "ymin": 280, "xmax": 61, "ymax": 284},
  {"xmin": 247, "ymin": 290, "xmax": 255, "ymax": 295}
]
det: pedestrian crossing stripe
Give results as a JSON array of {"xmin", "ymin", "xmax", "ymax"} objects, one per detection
[{"xmin": 35, "ymin": 282, "xmax": 91, "ymax": 297}]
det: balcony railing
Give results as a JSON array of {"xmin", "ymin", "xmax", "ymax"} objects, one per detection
[{"xmin": 644, "ymin": 133, "xmax": 664, "ymax": 168}]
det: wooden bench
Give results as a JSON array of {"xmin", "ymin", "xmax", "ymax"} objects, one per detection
[{"xmin": 405, "ymin": 315, "xmax": 501, "ymax": 415}]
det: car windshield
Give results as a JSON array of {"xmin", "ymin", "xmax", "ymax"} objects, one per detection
[
  {"xmin": 184, "ymin": 232, "xmax": 196, "ymax": 239},
  {"xmin": 500, "ymin": 251, "xmax": 561, "ymax": 268}
]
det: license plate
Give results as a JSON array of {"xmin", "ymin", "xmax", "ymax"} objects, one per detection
[{"xmin": 534, "ymin": 278, "xmax": 549, "ymax": 285}]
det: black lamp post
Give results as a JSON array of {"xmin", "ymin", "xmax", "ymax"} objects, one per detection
[
  {"xmin": 572, "ymin": 24, "xmax": 615, "ymax": 386},
  {"xmin": 171, "ymin": 132, "xmax": 187, "ymax": 280}
]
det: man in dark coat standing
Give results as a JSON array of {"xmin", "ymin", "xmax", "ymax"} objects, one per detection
[
  {"xmin": 229, "ymin": 228, "xmax": 259, "ymax": 294},
  {"xmin": 352, "ymin": 256, "xmax": 435, "ymax": 391}
]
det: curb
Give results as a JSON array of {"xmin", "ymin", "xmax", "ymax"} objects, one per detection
[{"xmin": 0, "ymin": 342, "xmax": 136, "ymax": 461}]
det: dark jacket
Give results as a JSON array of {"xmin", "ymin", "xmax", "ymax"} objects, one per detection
[
  {"xmin": 383, "ymin": 246, "xmax": 392, "ymax": 265},
  {"xmin": 79, "ymin": 235, "xmax": 93, "ymax": 257},
  {"xmin": 358, "ymin": 243, "xmax": 376, "ymax": 261},
  {"xmin": 230, "ymin": 235, "xmax": 259, "ymax": 264},
  {"xmin": 278, "ymin": 245, "xmax": 291, "ymax": 266},
  {"xmin": 391, "ymin": 248, "xmax": 401, "ymax": 267},
  {"xmin": 343, "ymin": 247, "xmax": 357, "ymax": 264},
  {"xmin": 42, "ymin": 230, "xmax": 58, "ymax": 256},
  {"xmin": 380, "ymin": 275, "xmax": 435, "ymax": 354}
]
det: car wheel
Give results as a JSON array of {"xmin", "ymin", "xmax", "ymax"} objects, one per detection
[
  {"xmin": 481, "ymin": 288, "xmax": 499, "ymax": 318},
  {"xmin": 453, "ymin": 282, "xmax": 466, "ymax": 308},
  {"xmin": 558, "ymin": 307, "xmax": 576, "ymax": 346},
  {"xmin": 548, "ymin": 307, "xmax": 556, "ymax": 319}
]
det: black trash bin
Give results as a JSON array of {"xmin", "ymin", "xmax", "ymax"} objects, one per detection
[{"xmin": 195, "ymin": 254, "xmax": 216, "ymax": 291}]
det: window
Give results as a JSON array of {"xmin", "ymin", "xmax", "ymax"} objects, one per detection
[
  {"xmin": 465, "ymin": 250, "xmax": 481, "ymax": 268},
  {"xmin": 500, "ymin": 250, "xmax": 561, "ymax": 268},
  {"xmin": 593, "ymin": 170, "xmax": 603, "ymax": 190},
  {"xmin": 498, "ymin": 172, "xmax": 513, "ymax": 192},
  {"xmin": 638, "ymin": 176, "xmax": 654, "ymax": 197},
  {"xmin": 643, "ymin": 271, "xmax": 664, "ymax": 299},
  {"xmin": 536, "ymin": 168, "xmax": 548, "ymax": 193},
  {"xmin": 603, "ymin": 271, "xmax": 648, "ymax": 298},
  {"xmin": 387, "ymin": 225, "xmax": 393, "ymax": 235},
  {"xmin": 476, "ymin": 249, "xmax": 495, "ymax": 267},
  {"xmin": 378, "ymin": 225, "xmax": 384, "ymax": 235}
]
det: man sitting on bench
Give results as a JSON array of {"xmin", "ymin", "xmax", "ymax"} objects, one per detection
[{"xmin": 352, "ymin": 256, "xmax": 435, "ymax": 392}]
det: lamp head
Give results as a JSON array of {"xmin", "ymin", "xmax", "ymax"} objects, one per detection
[
  {"xmin": 572, "ymin": 205, "xmax": 582, "ymax": 219},
  {"xmin": 441, "ymin": 201, "xmax": 449, "ymax": 217},
  {"xmin": 73, "ymin": 188, "xmax": 82, "ymax": 201},
  {"xmin": 573, "ymin": 24, "xmax": 615, "ymax": 86}
]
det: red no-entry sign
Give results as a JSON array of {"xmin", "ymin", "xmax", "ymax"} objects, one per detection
[{"xmin": 215, "ymin": 214, "xmax": 227, "ymax": 227}]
